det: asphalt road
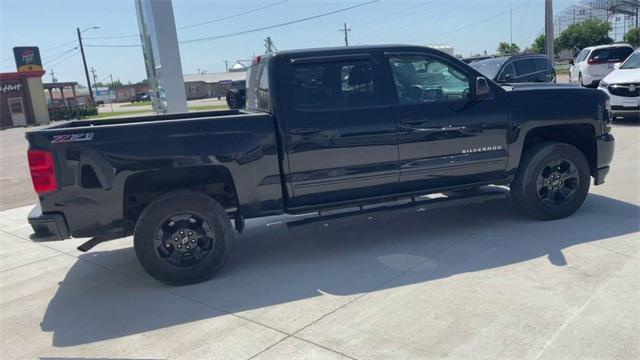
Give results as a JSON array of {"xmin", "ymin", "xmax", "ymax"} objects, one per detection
[{"xmin": 0, "ymin": 121, "xmax": 638, "ymax": 358}]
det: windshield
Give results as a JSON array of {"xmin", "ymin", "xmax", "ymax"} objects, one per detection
[
  {"xmin": 620, "ymin": 52, "xmax": 640, "ymax": 69},
  {"xmin": 469, "ymin": 57, "xmax": 508, "ymax": 79}
]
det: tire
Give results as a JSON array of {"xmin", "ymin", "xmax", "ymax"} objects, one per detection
[
  {"xmin": 579, "ymin": 73, "xmax": 584, "ymax": 87},
  {"xmin": 511, "ymin": 142, "xmax": 590, "ymax": 220},
  {"xmin": 134, "ymin": 190, "xmax": 234, "ymax": 285},
  {"xmin": 226, "ymin": 90, "xmax": 240, "ymax": 109}
]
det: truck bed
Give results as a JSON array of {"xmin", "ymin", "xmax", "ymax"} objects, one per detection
[{"xmin": 40, "ymin": 109, "xmax": 244, "ymax": 130}]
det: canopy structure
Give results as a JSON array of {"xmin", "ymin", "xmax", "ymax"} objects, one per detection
[{"xmin": 552, "ymin": 0, "xmax": 640, "ymax": 41}]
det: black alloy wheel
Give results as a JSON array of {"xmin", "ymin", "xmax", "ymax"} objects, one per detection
[{"xmin": 535, "ymin": 159, "xmax": 580, "ymax": 206}]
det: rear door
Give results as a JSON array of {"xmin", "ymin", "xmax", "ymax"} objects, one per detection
[
  {"xmin": 388, "ymin": 52, "xmax": 509, "ymax": 192},
  {"xmin": 278, "ymin": 52, "xmax": 399, "ymax": 207}
]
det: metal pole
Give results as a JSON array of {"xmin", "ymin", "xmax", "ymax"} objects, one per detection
[
  {"xmin": 544, "ymin": 0, "xmax": 554, "ymax": 61},
  {"xmin": 109, "ymin": 74, "xmax": 114, "ymax": 113},
  {"xmin": 510, "ymin": 7, "xmax": 513, "ymax": 45},
  {"xmin": 77, "ymin": 27, "xmax": 94, "ymax": 103}
]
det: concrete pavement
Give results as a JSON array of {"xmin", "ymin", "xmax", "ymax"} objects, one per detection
[{"xmin": 0, "ymin": 123, "xmax": 638, "ymax": 359}]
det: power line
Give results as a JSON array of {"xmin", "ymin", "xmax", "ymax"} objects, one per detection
[
  {"xmin": 46, "ymin": 51, "xmax": 80, "ymax": 68},
  {"xmin": 1, "ymin": 39, "xmax": 79, "ymax": 63},
  {"xmin": 179, "ymin": 0, "xmax": 380, "ymax": 44},
  {"xmin": 43, "ymin": 47, "xmax": 79, "ymax": 63},
  {"xmin": 84, "ymin": 44, "xmax": 141, "ymax": 48},
  {"xmin": 82, "ymin": 0, "xmax": 290, "ymax": 40},
  {"xmin": 178, "ymin": 0, "xmax": 289, "ymax": 30},
  {"xmin": 406, "ymin": 2, "xmax": 529, "ymax": 43}
]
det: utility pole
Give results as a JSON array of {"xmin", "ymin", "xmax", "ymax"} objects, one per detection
[
  {"xmin": 510, "ymin": 7, "xmax": 513, "ymax": 45},
  {"xmin": 544, "ymin": 0, "xmax": 554, "ymax": 61},
  {"xmin": 91, "ymin": 66, "xmax": 98, "ymax": 88},
  {"xmin": 77, "ymin": 27, "xmax": 94, "ymax": 103},
  {"xmin": 109, "ymin": 73, "xmax": 114, "ymax": 113},
  {"xmin": 339, "ymin": 23, "xmax": 351, "ymax": 47},
  {"xmin": 50, "ymin": 69, "xmax": 56, "ymax": 83},
  {"xmin": 223, "ymin": 60, "xmax": 229, "ymax": 72},
  {"xmin": 264, "ymin": 37, "xmax": 277, "ymax": 53}
]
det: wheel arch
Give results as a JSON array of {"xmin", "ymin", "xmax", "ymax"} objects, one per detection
[
  {"xmin": 517, "ymin": 123, "xmax": 597, "ymax": 178},
  {"xmin": 123, "ymin": 165, "xmax": 239, "ymax": 228}
]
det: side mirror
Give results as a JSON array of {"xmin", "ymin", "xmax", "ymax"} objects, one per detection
[
  {"xmin": 504, "ymin": 73, "xmax": 513, "ymax": 81},
  {"xmin": 613, "ymin": 63, "xmax": 621, "ymax": 70},
  {"xmin": 569, "ymin": 59, "xmax": 574, "ymax": 66},
  {"xmin": 475, "ymin": 77, "xmax": 491, "ymax": 99}
]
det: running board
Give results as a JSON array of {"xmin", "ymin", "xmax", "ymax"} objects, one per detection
[{"xmin": 286, "ymin": 188, "xmax": 508, "ymax": 231}]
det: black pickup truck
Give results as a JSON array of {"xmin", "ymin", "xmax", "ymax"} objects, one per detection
[{"xmin": 26, "ymin": 45, "xmax": 614, "ymax": 284}]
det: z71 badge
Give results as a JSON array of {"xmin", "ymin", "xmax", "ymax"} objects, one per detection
[{"xmin": 51, "ymin": 133, "xmax": 94, "ymax": 144}]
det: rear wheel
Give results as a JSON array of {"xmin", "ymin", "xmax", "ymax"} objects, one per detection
[
  {"xmin": 579, "ymin": 73, "xmax": 585, "ymax": 87},
  {"xmin": 134, "ymin": 190, "xmax": 234, "ymax": 285},
  {"xmin": 511, "ymin": 142, "xmax": 590, "ymax": 220}
]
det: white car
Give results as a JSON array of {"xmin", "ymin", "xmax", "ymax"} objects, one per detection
[
  {"xmin": 569, "ymin": 44, "xmax": 634, "ymax": 87},
  {"xmin": 599, "ymin": 49, "xmax": 640, "ymax": 120}
]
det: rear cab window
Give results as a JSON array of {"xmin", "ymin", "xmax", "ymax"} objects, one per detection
[{"xmin": 246, "ymin": 59, "xmax": 271, "ymax": 112}]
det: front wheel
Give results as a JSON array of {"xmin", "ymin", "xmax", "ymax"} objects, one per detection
[
  {"xmin": 511, "ymin": 142, "xmax": 590, "ymax": 220},
  {"xmin": 134, "ymin": 190, "xmax": 234, "ymax": 285}
]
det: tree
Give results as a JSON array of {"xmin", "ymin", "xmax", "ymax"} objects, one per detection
[
  {"xmin": 531, "ymin": 34, "xmax": 546, "ymax": 54},
  {"xmin": 497, "ymin": 42, "xmax": 520, "ymax": 55},
  {"xmin": 624, "ymin": 27, "xmax": 640, "ymax": 48},
  {"xmin": 556, "ymin": 19, "xmax": 612, "ymax": 51}
]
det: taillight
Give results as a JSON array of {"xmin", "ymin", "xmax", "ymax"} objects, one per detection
[
  {"xmin": 587, "ymin": 58, "xmax": 605, "ymax": 65},
  {"xmin": 27, "ymin": 149, "xmax": 57, "ymax": 194}
]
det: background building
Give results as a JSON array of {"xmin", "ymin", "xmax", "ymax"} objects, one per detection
[
  {"xmin": 1, "ymin": 70, "xmax": 49, "ymax": 129},
  {"xmin": 183, "ymin": 71, "xmax": 246, "ymax": 100}
]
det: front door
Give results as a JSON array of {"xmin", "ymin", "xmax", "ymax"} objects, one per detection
[
  {"xmin": 279, "ymin": 53, "xmax": 399, "ymax": 207},
  {"xmin": 387, "ymin": 53, "xmax": 509, "ymax": 193},
  {"xmin": 8, "ymin": 97, "xmax": 27, "ymax": 126}
]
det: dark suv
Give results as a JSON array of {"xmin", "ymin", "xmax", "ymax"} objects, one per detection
[{"xmin": 467, "ymin": 54, "xmax": 556, "ymax": 84}]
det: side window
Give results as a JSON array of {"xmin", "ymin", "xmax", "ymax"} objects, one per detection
[
  {"xmin": 577, "ymin": 50, "xmax": 589, "ymax": 62},
  {"xmin": 533, "ymin": 58, "xmax": 549, "ymax": 71},
  {"xmin": 514, "ymin": 59, "xmax": 535, "ymax": 76},
  {"xmin": 290, "ymin": 60, "xmax": 381, "ymax": 109},
  {"xmin": 499, "ymin": 62, "xmax": 516, "ymax": 80},
  {"xmin": 389, "ymin": 56, "xmax": 470, "ymax": 104}
]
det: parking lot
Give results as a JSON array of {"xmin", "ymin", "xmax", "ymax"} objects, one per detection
[{"xmin": 0, "ymin": 120, "xmax": 638, "ymax": 359}]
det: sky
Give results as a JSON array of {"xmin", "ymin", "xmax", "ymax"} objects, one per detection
[{"xmin": 0, "ymin": 0, "xmax": 576, "ymax": 84}]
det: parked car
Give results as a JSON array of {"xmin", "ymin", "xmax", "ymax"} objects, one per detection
[
  {"xmin": 468, "ymin": 54, "xmax": 556, "ymax": 83},
  {"xmin": 26, "ymin": 45, "xmax": 614, "ymax": 285},
  {"xmin": 569, "ymin": 44, "xmax": 634, "ymax": 87},
  {"xmin": 598, "ymin": 49, "xmax": 640, "ymax": 120},
  {"xmin": 132, "ymin": 92, "xmax": 150, "ymax": 103}
]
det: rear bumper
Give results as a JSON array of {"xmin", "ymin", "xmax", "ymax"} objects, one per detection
[
  {"xmin": 594, "ymin": 133, "xmax": 615, "ymax": 185},
  {"xmin": 28, "ymin": 204, "xmax": 70, "ymax": 241}
]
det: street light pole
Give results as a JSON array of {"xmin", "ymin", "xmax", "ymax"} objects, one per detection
[{"xmin": 77, "ymin": 27, "xmax": 99, "ymax": 103}]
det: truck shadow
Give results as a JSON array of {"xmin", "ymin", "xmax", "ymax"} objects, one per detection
[{"xmin": 40, "ymin": 193, "xmax": 639, "ymax": 347}]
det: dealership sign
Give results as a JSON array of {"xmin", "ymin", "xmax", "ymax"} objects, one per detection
[
  {"xmin": 0, "ymin": 82, "xmax": 23, "ymax": 94},
  {"xmin": 13, "ymin": 47, "xmax": 43, "ymax": 72}
]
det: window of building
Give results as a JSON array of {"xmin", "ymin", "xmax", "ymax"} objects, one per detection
[
  {"xmin": 290, "ymin": 60, "xmax": 381, "ymax": 109},
  {"xmin": 389, "ymin": 56, "xmax": 470, "ymax": 104},
  {"xmin": 8, "ymin": 98, "xmax": 24, "ymax": 114}
]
